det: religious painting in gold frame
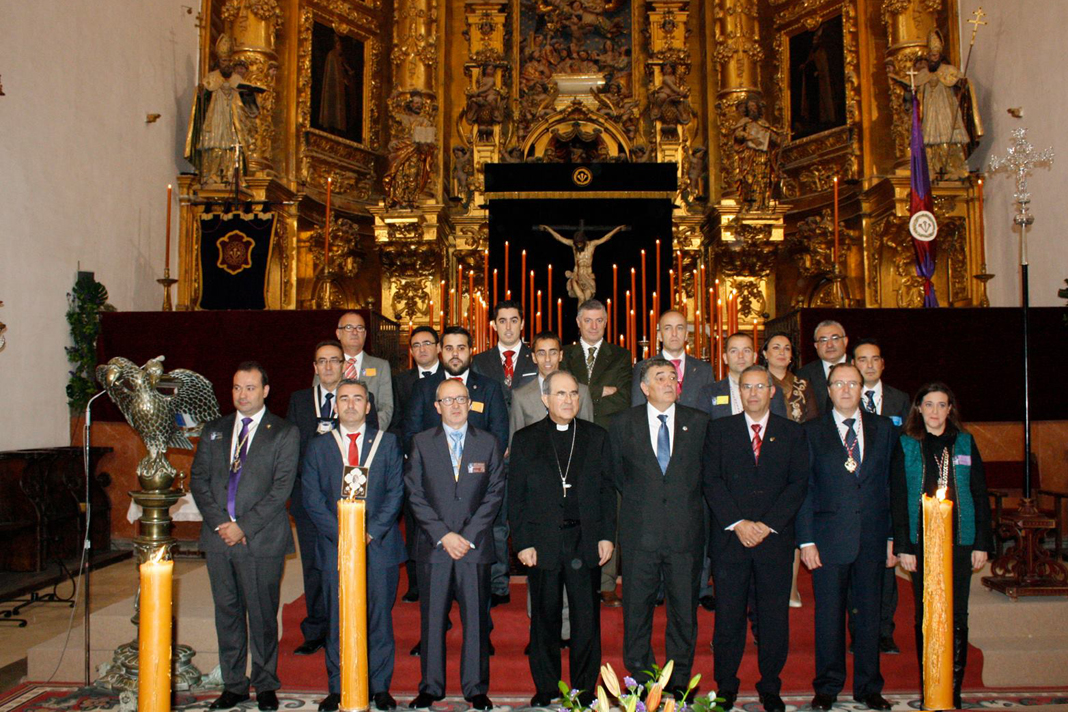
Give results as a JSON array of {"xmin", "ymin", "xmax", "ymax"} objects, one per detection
[
  {"xmin": 297, "ymin": 0, "xmax": 383, "ymax": 202},
  {"xmin": 772, "ymin": 0, "xmax": 862, "ymax": 197}
]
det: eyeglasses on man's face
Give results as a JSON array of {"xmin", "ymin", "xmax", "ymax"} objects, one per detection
[
  {"xmin": 438, "ymin": 395, "xmax": 470, "ymax": 406},
  {"xmin": 830, "ymin": 380, "xmax": 861, "ymax": 390},
  {"xmin": 411, "ymin": 340, "xmax": 437, "ymax": 349},
  {"xmin": 338, "ymin": 324, "xmax": 367, "ymax": 333},
  {"xmin": 740, "ymin": 382, "xmax": 769, "ymax": 392},
  {"xmin": 315, "ymin": 357, "xmax": 344, "ymax": 366},
  {"xmin": 815, "ymin": 334, "xmax": 844, "ymax": 345}
]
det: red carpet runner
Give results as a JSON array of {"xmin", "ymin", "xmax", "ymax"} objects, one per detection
[{"xmin": 278, "ymin": 567, "xmax": 984, "ymax": 696}]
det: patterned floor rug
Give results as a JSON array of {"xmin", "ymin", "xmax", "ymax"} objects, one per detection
[{"xmin": 3, "ymin": 685, "xmax": 1068, "ymax": 712}]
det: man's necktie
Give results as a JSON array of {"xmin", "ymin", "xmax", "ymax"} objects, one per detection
[
  {"xmin": 322, "ymin": 392, "xmax": 333, "ymax": 419},
  {"xmin": 226, "ymin": 417, "xmax": 253, "ymax": 520},
  {"xmin": 420, "ymin": 370, "xmax": 430, "ymax": 378},
  {"xmin": 502, "ymin": 350, "xmax": 515, "ymax": 387},
  {"xmin": 656, "ymin": 414, "xmax": 670, "ymax": 475},
  {"xmin": 751, "ymin": 423, "xmax": 763, "ymax": 464},
  {"xmin": 448, "ymin": 430, "xmax": 464, "ymax": 481},
  {"xmin": 345, "ymin": 357, "xmax": 358, "ymax": 380},
  {"xmin": 670, "ymin": 358, "xmax": 683, "ymax": 395},
  {"xmin": 586, "ymin": 346, "xmax": 597, "ymax": 377},
  {"xmin": 844, "ymin": 417, "xmax": 859, "ymax": 472},
  {"xmin": 864, "ymin": 390, "xmax": 877, "ymax": 414},
  {"xmin": 347, "ymin": 432, "xmax": 361, "ymax": 467},
  {"xmin": 451, "ymin": 376, "xmax": 463, "ymax": 382}
]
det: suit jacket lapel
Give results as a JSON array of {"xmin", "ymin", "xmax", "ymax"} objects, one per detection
[
  {"xmin": 635, "ymin": 408, "xmax": 661, "ymax": 475},
  {"xmin": 219, "ymin": 413, "xmax": 238, "ymax": 473},
  {"xmin": 858, "ymin": 413, "xmax": 877, "ymax": 479}
]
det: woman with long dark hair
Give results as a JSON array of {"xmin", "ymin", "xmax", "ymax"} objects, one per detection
[{"xmin": 890, "ymin": 382, "xmax": 992, "ymax": 708}]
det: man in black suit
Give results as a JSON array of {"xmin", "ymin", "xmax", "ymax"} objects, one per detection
[
  {"xmin": 562, "ymin": 298, "xmax": 632, "ymax": 607},
  {"xmin": 703, "ymin": 365, "xmax": 809, "ymax": 712},
  {"xmin": 632, "ymin": 309, "xmax": 715, "ymax": 409},
  {"xmin": 472, "ymin": 300, "xmax": 538, "ymax": 410},
  {"xmin": 286, "ymin": 339, "xmax": 344, "ymax": 657},
  {"xmin": 698, "ymin": 332, "xmax": 788, "ymax": 422},
  {"xmin": 302, "ymin": 380, "xmax": 407, "ymax": 712},
  {"xmin": 406, "ymin": 378, "xmax": 505, "ymax": 711},
  {"xmin": 390, "ymin": 326, "xmax": 442, "ymax": 604},
  {"xmin": 696, "ymin": 332, "xmax": 785, "ymax": 609},
  {"xmin": 403, "ymin": 326, "xmax": 509, "ymax": 457},
  {"xmin": 849, "ymin": 338, "xmax": 911, "ymax": 654},
  {"xmin": 191, "ymin": 362, "xmax": 299, "ymax": 712},
  {"xmin": 509, "ymin": 370, "xmax": 616, "ymax": 707},
  {"xmin": 797, "ymin": 363, "xmax": 895, "ymax": 712},
  {"xmin": 795, "ymin": 320, "xmax": 849, "ymax": 416},
  {"xmin": 472, "ymin": 300, "xmax": 538, "ymax": 606},
  {"xmin": 611, "ymin": 358, "xmax": 711, "ymax": 696}
]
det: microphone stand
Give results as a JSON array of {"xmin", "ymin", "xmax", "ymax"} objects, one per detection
[{"xmin": 82, "ymin": 390, "xmax": 108, "ymax": 687}]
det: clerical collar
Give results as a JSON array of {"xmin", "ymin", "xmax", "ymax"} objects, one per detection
[{"xmin": 552, "ymin": 419, "xmax": 573, "ymax": 432}]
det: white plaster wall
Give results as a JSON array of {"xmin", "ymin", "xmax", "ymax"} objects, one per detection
[
  {"xmin": 0, "ymin": 1, "xmax": 198, "ymax": 449},
  {"xmin": 959, "ymin": 0, "xmax": 1068, "ymax": 308}
]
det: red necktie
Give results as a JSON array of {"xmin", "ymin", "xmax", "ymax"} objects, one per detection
[
  {"xmin": 347, "ymin": 432, "xmax": 361, "ymax": 467},
  {"xmin": 502, "ymin": 350, "xmax": 515, "ymax": 385},
  {"xmin": 344, "ymin": 357, "xmax": 358, "ymax": 380},
  {"xmin": 670, "ymin": 358, "xmax": 683, "ymax": 395},
  {"xmin": 751, "ymin": 423, "xmax": 763, "ymax": 464},
  {"xmin": 451, "ymin": 376, "xmax": 463, "ymax": 382}
]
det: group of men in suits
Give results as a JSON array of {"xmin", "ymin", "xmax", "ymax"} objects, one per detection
[{"xmin": 188, "ymin": 305, "xmax": 912, "ymax": 712}]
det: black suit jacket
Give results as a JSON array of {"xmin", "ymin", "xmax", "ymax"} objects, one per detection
[
  {"xmin": 402, "ymin": 370, "xmax": 509, "ymax": 455},
  {"xmin": 879, "ymin": 383, "xmax": 911, "ymax": 426},
  {"xmin": 508, "ymin": 417, "xmax": 616, "ymax": 569},
  {"xmin": 389, "ymin": 366, "xmax": 429, "ymax": 439},
  {"xmin": 609, "ymin": 404, "xmax": 710, "ymax": 554},
  {"xmin": 287, "ymin": 386, "xmax": 379, "ymax": 457},
  {"xmin": 796, "ymin": 360, "xmax": 837, "ymax": 415},
  {"xmin": 702, "ymin": 413, "xmax": 809, "ymax": 563},
  {"xmin": 631, "ymin": 353, "xmax": 716, "ymax": 410},
  {"xmin": 562, "ymin": 341, "xmax": 632, "ymax": 429},
  {"xmin": 696, "ymin": 377, "xmax": 787, "ymax": 420},
  {"xmin": 472, "ymin": 344, "xmax": 538, "ymax": 410},
  {"xmin": 404, "ymin": 424, "xmax": 505, "ymax": 564},
  {"xmin": 796, "ymin": 410, "xmax": 895, "ymax": 565},
  {"xmin": 190, "ymin": 409, "xmax": 299, "ymax": 557}
]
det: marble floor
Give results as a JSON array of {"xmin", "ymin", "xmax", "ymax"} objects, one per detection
[{"xmin": 0, "ymin": 556, "xmax": 204, "ymax": 693}]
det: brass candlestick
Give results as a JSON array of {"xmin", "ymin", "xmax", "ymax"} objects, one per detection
[
  {"xmin": 157, "ymin": 268, "xmax": 178, "ymax": 312},
  {"xmin": 973, "ymin": 263, "xmax": 995, "ymax": 307}
]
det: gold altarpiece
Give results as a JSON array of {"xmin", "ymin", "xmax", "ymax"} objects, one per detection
[{"xmin": 176, "ymin": 0, "xmax": 989, "ymax": 331}]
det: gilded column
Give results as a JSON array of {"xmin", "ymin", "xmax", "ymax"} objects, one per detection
[
  {"xmin": 712, "ymin": 0, "xmax": 761, "ymax": 197},
  {"xmin": 223, "ymin": 0, "xmax": 283, "ymax": 176}
]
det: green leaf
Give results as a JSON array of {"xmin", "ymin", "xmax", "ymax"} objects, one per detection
[{"xmin": 559, "ymin": 680, "xmax": 571, "ymax": 696}]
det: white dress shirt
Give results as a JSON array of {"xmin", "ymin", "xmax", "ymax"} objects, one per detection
[
  {"xmin": 832, "ymin": 407, "xmax": 865, "ymax": 461},
  {"xmin": 727, "ymin": 374, "xmax": 743, "ymax": 415},
  {"xmin": 419, "ymin": 361, "xmax": 441, "ymax": 379},
  {"xmin": 646, "ymin": 402, "xmax": 675, "ymax": 457},
  {"xmin": 822, "ymin": 356, "xmax": 847, "ymax": 378},
  {"xmin": 579, "ymin": 338, "xmax": 604, "ymax": 368},
  {"xmin": 231, "ymin": 406, "xmax": 267, "ymax": 460},
  {"xmin": 863, "ymin": 381, "xmax": 884, "ymax": 414}
]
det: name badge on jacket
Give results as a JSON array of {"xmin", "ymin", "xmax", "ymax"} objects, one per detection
[
  {"xmin": 468, "ymin": 462, "xmax": 486, "ymax": 473},
  {"xmin": 715, "ymin": 395, "xmax": 730, "ymax": 405},
  {"xmin": 365, "ymin": 368, "xmax": 377, "ymax": 377},
  {"xmin": 470, "ymin": 401, "xmax": 485, "ymax": 413}
]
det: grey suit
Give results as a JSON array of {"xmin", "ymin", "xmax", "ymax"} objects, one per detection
[
  {"xmin": 351, "ymin": 352, "xmax": 394, "ymax": 431},
  {"xmin": 631, "ymin": 353, "xmax": 715, "ymax": 409},
  {"xmin": 508, "ymin": 377, "xmax": 594, "ymax": 447},
  {"xmin": 190, "ymin": 409, "xmax": 299, "ymax": 696},
  {"xmin": 405, "ymin": 424, "xmax": 505, "ymax": 698}
]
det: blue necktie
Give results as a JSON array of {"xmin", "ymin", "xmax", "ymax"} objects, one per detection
[
  {"xmin": 227, "ymin": 417, "xmax": 253, "ymax": 519},
  {"xmin": 844, "ymin": 417, "xmax": 859, "ymax": 474},
  {"xmin": 449, "ymin": 430, "xmax": 464, "ymax": 481},
  {"xmin": 322, "ymin": 392, "xmax": 333, "ymax": 419},
  {"xmin": 864, "ymin": 390, "xmax": 877, "ymax": 414},
  {"xmin": 656, "ymin": 414, "xmax": 670, "ymax": 475}
]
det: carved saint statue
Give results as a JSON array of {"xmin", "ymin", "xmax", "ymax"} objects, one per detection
[
  {"xmin": 319, "ymin": 33, "xmax": 356, "ymax": 132},
  {"xmin": 537, "ymin": 222, "xmax": 629, "ymax": 302},
  {"xmin": 649, "ymin": 62, "xmax": 693, "ymax": 133},
  {"xmin": 463, "ymin": 65, "xmax": 505, "ymax": 141},
  {"xmin": 895, "ymin": 30, "xmax": 983, "ymax": 180},
  {"xmin": 383, "ymin": 90, "xmax": 436, "ymax": 208},
  {"xmin": 732, "ymin": 95, "xmax": 782, "ymax": 212},
  {"xmin": 185, "ymin": 35, "xmax": 263, "ymax": 185}
]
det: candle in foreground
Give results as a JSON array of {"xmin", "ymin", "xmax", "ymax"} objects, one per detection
[
  {"xmin": 922, "ymin": 488, "xmax": 954, "ymax": 711},
  {"xmin": 655, "ymin": 239, "xmax": 662, "ymax": 311},
  {"xmin": 165, "ymin": 184, "xmax": 172, "ymax": 272},
  {"xmin": 339, "ymin": 498, "xmax": 370, "ymax": 711},
  {"xmin": 612, "ymin": 264, "xmax": 619, "ymax": 344},
  {"xmin": 521, "ymin": 250, "xmax": 527, "ymax": 316},
  {"xmin": 977, "ymin": 177, "xmax": 986, "ymax": 261},
  {"xmin": 504, "ymin": 241, "xmax": 510, "ymax": 299},
  {"xmin": 547, "ymin": 264, "xmax": 553, "ymax": 331},
  {"xmin": 556, "ymin": 298, "xmax": 562, "ymax": 339},
  {"xmin": 139, "ymin": 551, "xmax": 173, "ymax": 712},
  {"xmin": 493, "ymin": 268, "xmax": 499, "ymax": 308},
  {"xmin": 641, "ymin": 249, "xmax": 647, "ymax": 341},
  {"xmin": 529, "ymin": 270, "xmax": 535, "ymax": 341}
]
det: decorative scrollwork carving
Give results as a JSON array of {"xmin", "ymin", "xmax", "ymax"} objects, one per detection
[
  {"xmin": 712, "ymin": 220, "xmax": 779, "ymax": 278},
  {"xmin": 309, "ymin": 217, "xmax": 366, "ymax": 278},
  {"xmin": 391, "ymin": 278, "xmax": 430, "ymax": 320},
  {"xmin": 730, "ymin": 279, "xmax": 768, "ymax": 319}
]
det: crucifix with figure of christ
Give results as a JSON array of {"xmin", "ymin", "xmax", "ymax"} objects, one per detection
[{"xmin": 536, "ymin": 220, "xmax": 630, "ymax": 303}]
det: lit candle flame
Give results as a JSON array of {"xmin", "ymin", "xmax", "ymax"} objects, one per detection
[{"xmin": 936, "ymin": 487, "xmax": 948, "ymax": 501}]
